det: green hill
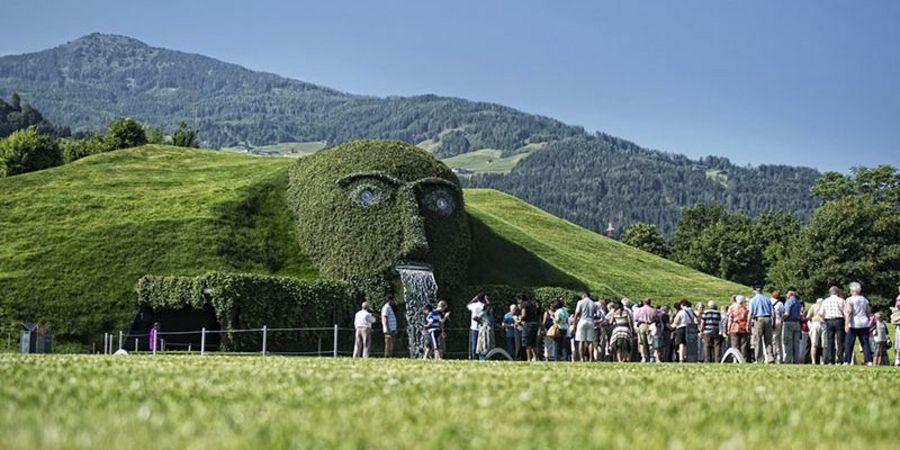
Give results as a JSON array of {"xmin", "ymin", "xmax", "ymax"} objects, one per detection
[
  {"xmin": 0, "ymin": 33, "xmax": 821, "ymax": 238},
  {"xmin": 0, "ymin": 146, "xmax": 745, "ymax": 344}
]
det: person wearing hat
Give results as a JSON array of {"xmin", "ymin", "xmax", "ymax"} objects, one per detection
[
  {"xmin": 781, "ymin": 288, "xmax": 803, "ymax": 364},
  {"xmin": 353, "ymin": 301, "xmax": 376, "ymax": 358}
]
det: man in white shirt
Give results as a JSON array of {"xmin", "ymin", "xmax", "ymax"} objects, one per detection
[
  {"xmin": 353, "ymin": 301, "xmax": 376, "ymax": 358},
  {"xmin": 381, "ymin": 296, "xmax": 398, "ymax": 358},
  {"xmin": 467, "ymin": 295, "xmax": 485, "ymax": 360}
]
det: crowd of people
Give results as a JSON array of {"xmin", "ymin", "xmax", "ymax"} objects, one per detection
[{"xmin": 351, "ymin": 282, "xmax": 900, "ymax": 366}]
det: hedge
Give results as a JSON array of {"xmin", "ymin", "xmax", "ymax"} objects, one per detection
[
  {"xmin": 136, "ymin": 273, "xmax": 353, "ymax": 351},
  {"xmin": 287, "ymin": 140, "xmax": 471, "ymax": 291}
]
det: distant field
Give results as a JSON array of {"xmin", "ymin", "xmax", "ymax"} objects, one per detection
[
  {"xmin": 1, "ymin": 354, "xmax": 897, "ymax": 449},
  {"xmin": 222, "ymin": 141, "xmax": 328, "ymax": 157}
]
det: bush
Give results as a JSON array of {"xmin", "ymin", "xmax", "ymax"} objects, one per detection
[
  {"xmin": 106, "ymin": 117, "xmax": 147, "ymax": 150},
  {"xmin": 171, "ymin": 121, "xmax": 199, "ymax": 148},
  {"xmin": 0, "ymin": 126, "xmax": 61, "ymax": 177},
  {"xmin": 136, "ymin": 273, "xmax": 353, "ymax": 351},
  {"xmin": 60, "ymin": 132, "xmax": 110, "ymax": 163}
]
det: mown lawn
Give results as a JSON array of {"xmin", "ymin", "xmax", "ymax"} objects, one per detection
[
  {"xmin": 1, "ymin": 355, "xmax": 896, "ymax": 449},
  {"xmin": 465, "ymin": 189, "xmax": 748, "ymax": 302}
]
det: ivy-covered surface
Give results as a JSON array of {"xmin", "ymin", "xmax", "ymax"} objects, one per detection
[
  {"xmin": 288, "ymin": 140, "xmax": 471, "ymax": 296},
  {"xmin": 136, "ymin": 273, "xmax": 352, "ymax": 351}
]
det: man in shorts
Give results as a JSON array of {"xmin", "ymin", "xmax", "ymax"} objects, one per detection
[{"xmin": 574, "ymin": 292, "xmax": 598, "ymax": 361}]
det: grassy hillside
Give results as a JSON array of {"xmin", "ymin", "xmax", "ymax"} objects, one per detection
[
  {"xmin": 464, "ymin": 189, "xmax": 747, "ymax": 301},
  {"xmin": 1, "ymin": 146, "xmax": 744, "ymax": 344},
  {"xmin": 0, "ymin": 146, "xmax": 314, "ymax": 340}
]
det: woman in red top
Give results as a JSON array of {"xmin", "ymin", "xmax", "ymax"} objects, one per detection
[{"xmin": 728, "ymin": 296, "xmax": 751, "ymax": 361}]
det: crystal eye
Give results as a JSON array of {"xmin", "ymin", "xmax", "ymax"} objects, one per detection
[
  {"xmin": 359, "ymin": 188, "xmax": 375, "ymax": 206},
  {"xmin": 351, "ymin": 185, "xmax": 384, "ymax": 207},
  {"xmin": 435, "ymin": 196, "xmax": 450, "ymax": 212},
  {"xmin": 424, "ymin": 190, "xmax": 455, "ymax": 216}
]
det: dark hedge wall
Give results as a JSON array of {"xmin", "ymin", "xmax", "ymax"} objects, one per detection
[{"xmin": 136, "ymin": 273, "xmax": 353, "ymax": 351}]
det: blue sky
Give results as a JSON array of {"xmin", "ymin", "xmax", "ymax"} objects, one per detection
[{"xmin": 2, "ymin": 0, "xmax": 898, "ymax": 171}]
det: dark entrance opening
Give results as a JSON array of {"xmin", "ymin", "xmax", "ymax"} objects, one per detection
[{"xmin": 126, "ymin": 303, "xmax": 221, "ymax": 351}]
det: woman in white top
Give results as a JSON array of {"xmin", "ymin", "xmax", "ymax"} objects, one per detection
[
  {"xmin": 671, "ymin": 300, "xmax": 696, "ymax": 363},
  {"xmin": 842, "ymin": 282, "xmax": 872, "ymax": 365}
]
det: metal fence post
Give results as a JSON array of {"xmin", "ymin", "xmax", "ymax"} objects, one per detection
[
  {"xmin": 333, "ymin": 324, "xmax": 339, "ymax": 358},
  {"xmin": 134, "ymin": 338, "xmax": 138, "ymax": 353},
  {"xmin": 201, "ymin": 327, "xmax": 206, "ymax": 356},
  {"xmin": 103, "ymin": 333, "xmax": 108, "ymax": 354},
  {"xmin": 262, "ymin": 325, "xmax": 267, "ymax": 356},
  {"xmin": 118, "ymin": 331, "xmax": 123, "ymax": 350}
]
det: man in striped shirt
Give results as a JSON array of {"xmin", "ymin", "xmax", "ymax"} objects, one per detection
[
  {"xmin": 700, "ymin": 300, "xmax": 722, "ymax": 363},
  {"xmin": 821, "ymin": 286, "xmax": 846, "ymax": 364}
]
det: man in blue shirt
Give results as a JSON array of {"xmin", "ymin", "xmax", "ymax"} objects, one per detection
[
  {"xmin": 782, "ymin": 289, "xmax": 803, "ymax": 364},
  {"xmin": 422, "ymin": 305, "xmax": 443, "ymax": 360},
  {"xmin": 748, "ymin": 286, "xmax": 774, "ymax": 364},
  {"xmin": 502, "ymin": 304, "xmax": 518, "ymax": 359}
]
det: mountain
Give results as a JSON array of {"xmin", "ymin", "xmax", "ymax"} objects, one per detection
[
  {"xmin": 0, "ymin": 33, "xmax": 821, "ymax": 235},
  {"xmin": 0, "ymin": 146, "xmax": 745, "ymax": 341}
]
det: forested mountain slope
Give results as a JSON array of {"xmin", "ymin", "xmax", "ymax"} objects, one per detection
[{"xmin": 0, "ymin": 33, "xmax": 821, "ymax": 235}]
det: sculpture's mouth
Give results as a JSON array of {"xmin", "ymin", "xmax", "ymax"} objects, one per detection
[{"xmin": 392, "ymin": 261, "xmax": 433, "ymax": 273}]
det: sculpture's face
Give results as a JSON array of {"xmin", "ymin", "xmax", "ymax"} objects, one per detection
[{"xmin": 288, "ymin": 140, "xmax": 470, "ymax": 286}]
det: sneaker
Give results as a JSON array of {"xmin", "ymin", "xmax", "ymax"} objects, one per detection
[
  {"xmin": 866, "ymin": 362, "xmax": 873, "ymax": 366},
  {"xmin": 841, "ymin": 362, "xmax": 849, "ymax": 366}
]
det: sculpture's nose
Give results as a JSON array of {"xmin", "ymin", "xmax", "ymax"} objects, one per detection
[{"xmin": 398, "ymin": 186, "xmax": 429, "ymax": 260}]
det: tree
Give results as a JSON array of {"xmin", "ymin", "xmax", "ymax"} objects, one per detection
[
  {"xmin": 0, "ymin": 127, "xmax": 61, "ymax": 177},
  {"xmin": 144, "ymin": 124, "xmax": 167, "ymax": 145},
  {"xmin": 60, "ymin": 132, "xmax": 109, "ymax": 163},
  {"xmin": 105, "ymin": 117, "xmax": 147, "ymax": 150},
  {"xmin": 620, "ymin": 223, "xmax": 669, "ymax": 257},
  {"xmin": 10, "ymin": 92, "xmax": 20, "ymax": 110},
  {"xmin": 171, "ymin": 121, "xmax": 199, "ymax": 148},
  {"xmin": 770, "ymin": 166, "xmax": 900, "ymax": 308}
]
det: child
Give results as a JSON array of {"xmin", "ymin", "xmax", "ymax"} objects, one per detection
[
  {"xmin": 871, "ymin": 312, "xmax": 888, "ymax": 366},
  {"xmin": 422, "ymin": 305, "xmax": 442, "ymax": 360}
]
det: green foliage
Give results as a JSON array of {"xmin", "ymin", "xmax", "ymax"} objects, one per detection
[
  {"xmin": 136, "ymin": 273, "xmax": 351, "ymax": 351},
  {"xmin": 769, "ymin": 167, "xmax": 900, "ymax": 306},
  {"xmin": 105, "ymin": 117, "xmax": 147, "ymax": 150},
  {"xmin": 171, "ymin": 121, "xmax": 199, "ymax": 148},
  {"xmin": 468, "ymin": 137, "xmax": 820, "ymax": 237},
  {"xmin": 143, "ymin": 124, "xmax": 167, "ymax": 145},
  {"xmin": 0, "ymin": 126, "xmax": 61, "ymax": 177},
  {"xmin": 0, "ymin": 92, "xmax": 68, "ymax": 138},
  {"xmin": 59, "ymin": 132, "xmax": 109, "ymax": 163},
  {"xmin": 671, "ymin": 204, "xmax": 805, "ymax": 287},
  {"xmin": 288, "ymin": 140, "xmax": 471, "ymax": 291},
  {"xmin": 620, "ymin": 223, "xmax": 669, "ymax": 257}
]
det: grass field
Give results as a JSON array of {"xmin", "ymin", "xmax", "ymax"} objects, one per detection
[
  {"xmin": 0, "ymin": 146, "xmax": 743, "ymax": 345},
  {"xmin": 465, "ymin": 189, "xmax": 748, "ymax": 301},
  {"xmin": 1, "ymin": 354, "xmax": 897, "ymax": 449}
]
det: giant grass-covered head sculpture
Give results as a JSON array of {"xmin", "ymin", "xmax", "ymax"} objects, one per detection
[{"xmin": 288, "ymin": 140, "xmax": 470, "ymax": 288}]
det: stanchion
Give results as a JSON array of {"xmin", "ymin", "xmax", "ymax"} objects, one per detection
[
  {"xmin": 262, "ymin": 325, "xmax": 268, "ymax": 356},
  {"xmin": 118, "ymin": 331, "xmax": 123, "ymax": 350},
  {"xmin": 201, "ymin": 327, "xmax": 206, "ymax": 356},
  {"xmin": 333, "ymin": 324, "xmax": 339, "ymax": 358},
  {"xmin": 134, "ymin": 338, "xmax": 138, "ymax": 352}
]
